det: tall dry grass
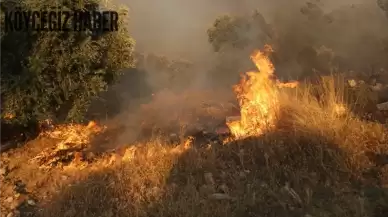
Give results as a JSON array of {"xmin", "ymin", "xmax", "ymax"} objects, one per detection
[
  {"xmin": 4, "ymin": 75, "xmax": 387, "ymax": 217},
  {"xmin": 277, "ymin": 75, "xmax": 387, "ymax": 176}
]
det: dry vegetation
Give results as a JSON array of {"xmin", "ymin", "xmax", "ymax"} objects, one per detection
[{"xmin": 1, "ymin": 46, "xmax": 388, "ymax": 217}]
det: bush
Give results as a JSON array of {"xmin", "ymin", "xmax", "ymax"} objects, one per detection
[{"xmin": 0, "ymin": 0, "xmax": 136, "ymax": 126}]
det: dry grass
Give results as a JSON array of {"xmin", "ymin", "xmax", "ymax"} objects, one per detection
[{"xmin": 1, "ymin": 75, "xmax": 388, "ymax": 217}]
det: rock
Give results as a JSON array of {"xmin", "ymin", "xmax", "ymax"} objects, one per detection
[
  {"xmin": 219, "ymin": 184, "xmax": 229, "ymax": 194},
  {"xmin": 347, "ymin": 79, "xmax": 357, "ymax": 87},
  {"xmin": 27, "ymin": 199, "xmax": 36, "ymax": 206},
  {"xmin": 209, "ymin": 193, "xmax": 235, "ymax": 200},
  {"xmin": 61, "ymin": 175, "xmax": 69, "ymax": 181},
  {"xmin": 204, "ymin": 172, "xmax": 215, "ymax": 186},
  {"xmin": 371, "ymin": 83, "xmax": 384, "ymax": 91},
  {"xmin": 377, "ymin": 101, "xmax": 388, "ymax": 111}
]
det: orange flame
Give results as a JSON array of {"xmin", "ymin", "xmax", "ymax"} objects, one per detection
[
  {"xmin": 3, "ymin": 113, "xmax": 15, "ymax": 120},
  {"xmin": 87, "ymin": 120, "xmax": 98, "ymax": 129},
  {"xmin": 227, "ymin": 45, "xmax": 298, "ymax": 138}
]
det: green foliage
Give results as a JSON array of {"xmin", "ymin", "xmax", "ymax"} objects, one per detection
[
  {"xmin": 207, "ymin": 15, "xmax": 250, "ymax": 52},
  {"xmin": 1, "ymin": 0, "xmax": 136, "ymax": 125},
  {"xmin": 206, "ymin": 11, "xmax": 275, "ymax": 87},
  {"xmin": 207, "ymin": 11, "xmax": 273, "ymax": 53},
  {"xmin": 207, "ymin": 2, "xmax": 388, "ymax": 81}
]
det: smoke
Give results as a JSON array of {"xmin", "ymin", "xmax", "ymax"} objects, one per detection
[
  {"xmin": 120, "ymin": 0, "xmax": 367, "ymax": 58},
  {"xmin": 271, "ymin": 0, "xmax": 388, "ymax": 78},
  {"xmin": 92, "ymin": 0, "xmax": 388, "ymax": 148},
  {"xmin": 119, "ymin": 0, "xmax": 386, "ymax": 66},
  {"xmin": 115, "ymin": 0, "xmax": 388, "ymax": 85}
]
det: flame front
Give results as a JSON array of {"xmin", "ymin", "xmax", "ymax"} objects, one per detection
[{"xmin": 227, "ymin": 45, "xmax": 298, "ymax": 138}]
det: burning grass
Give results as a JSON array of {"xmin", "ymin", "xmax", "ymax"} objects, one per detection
[
  {"xmin": 25, "ymin": 121, "xmax": 107, "ymax": 169},
  {"xmin": 28, "ymin": 116, "xmax": 388, "ymax": 217},
  {"xmin": 1, "ymin": 46, "xmax": 388, "ymax": 217}
]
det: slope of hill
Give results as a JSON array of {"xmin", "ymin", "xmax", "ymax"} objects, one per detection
[{"xmin": 1, "ymin": 46, "xmax": 388, "ymax": 217}]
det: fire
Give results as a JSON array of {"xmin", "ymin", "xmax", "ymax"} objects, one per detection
[
  {"xmin": 40, "ymin": 120, "xmax": 104, "ymax": 148},
  {"xmin": 3, "ymin": 113, "xmax": 15, "ymax": 119},
  {"xmin": 87, "ymin": 120, "xmax": 98, "ymax": 129},
  {"xmin": 227, "ymin": 45, "xmax": 298, "ymax": 138},
  {"xmin": 32, "ymin": 120, "xmax": 106, "ymax": 169}
]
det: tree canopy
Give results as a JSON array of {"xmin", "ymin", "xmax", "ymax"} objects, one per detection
[
  {"xmin": 207, "ymin": 10, "xmax": 274, "ymax": 53},
  {"xmin": 1, "ymin": 0, "xmax": 136, "ymax": 126},
  {"xmin": 207, "ymin": 1, "xmax": 388, "ymax": 81}
]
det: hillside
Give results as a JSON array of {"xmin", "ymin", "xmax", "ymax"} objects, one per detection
[{"xmin": 1, "ymin": 46, "xmax": 388, "ymax": 217}]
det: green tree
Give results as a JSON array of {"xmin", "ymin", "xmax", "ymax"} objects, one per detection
[
  {"xmin": 207, "ymin": 11, "xmax": 273, "ymax": 53},
  {"xmin": 206, "ymin": 11, "xmax": 275, "ymax": 87},
  {"xmin": 207, "ymin": 1, "xmax": 388, "ymax": 81},
  {"xmin": 1, "ymin": 0, "xmax": 136, "ymax": 126}
]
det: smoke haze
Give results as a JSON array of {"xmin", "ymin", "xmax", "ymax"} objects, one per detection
[
  {"xmin": 94, "ymin": 0, "xmax": 388, "ymax": 148},
  {"xmin": 120, "ymin": 0, "xmax": 373, "ymax": 60}
]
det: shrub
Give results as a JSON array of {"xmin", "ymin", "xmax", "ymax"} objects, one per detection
[{"xmin": 0, "ymin": 0, "xmax": 136, "ymax": 126}]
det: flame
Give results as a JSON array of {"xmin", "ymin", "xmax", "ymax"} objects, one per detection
[
  {"xmin": 227, "ymin": 45, "xmax": 298, "ymax": 138},
  {"xmin": 32, "ymin": 120, "xmax": 106, "ymax": 169},
  {"xmin": 41, "ymin": 120, "xmax": 104, "ymax": 147},
  {"xmin": 86, "ymin": 120, "xmax": 98, "ymax": 129},
  {"xmin": 3, "ymin": 113, "xmax": 15, "ymax": 119}
]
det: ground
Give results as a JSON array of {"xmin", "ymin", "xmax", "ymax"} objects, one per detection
[{"xmin": 1, "ymin": 118, "xmax": 388, "ymax": 217}]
